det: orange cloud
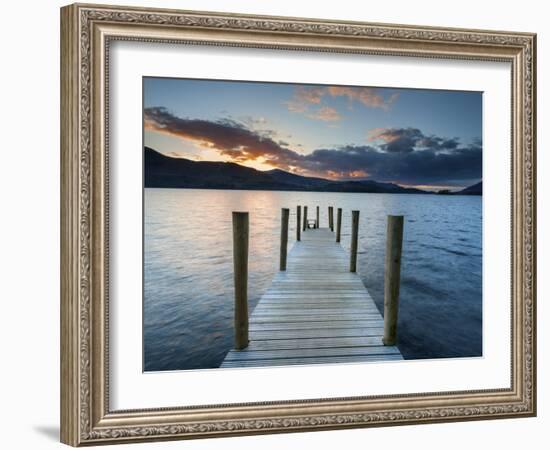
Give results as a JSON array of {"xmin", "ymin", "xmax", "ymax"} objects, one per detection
[
  {"xmin": 367, "ymin": 127, "xmax": 410, "ymax": 144},
  {"xmin": 286, "ymin": 85, "xmax": 399, "ymax": 118},
  {"xmin": 327, "ymin": 86, "xmax": 398, "ymax": 110},
  {"xmin": 294, "ymin": 86, "xmax": 324, "ymax": 104},
  {"xmin": 285, "ymin": 86, "xmax": 325, "ymax": 113},
  {"xmin": 348, "ymin": 169, "xmax": 369, "ymax": 178},
  {"xmin": 307, "ymin": 106, "xmax": 341, "ymax": 122}
]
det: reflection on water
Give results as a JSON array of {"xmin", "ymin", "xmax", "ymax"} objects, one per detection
[{"xmin": 144, "ymin": 188, "xmax": 482, "ymax": 371}]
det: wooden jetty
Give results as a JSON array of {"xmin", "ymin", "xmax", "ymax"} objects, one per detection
[{"xmin": 222, "ymin": 222, "xmax": 403, "ymax": 368}]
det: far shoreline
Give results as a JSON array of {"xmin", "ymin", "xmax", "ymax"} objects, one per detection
[{"xmin": 143, "ymin": 185, "xmax": 482, "ymax": 196}]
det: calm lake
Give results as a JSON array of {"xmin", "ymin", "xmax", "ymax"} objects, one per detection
[{"xmin": 144, "ymin": 188, "xmax": 482, "ymax": 371}]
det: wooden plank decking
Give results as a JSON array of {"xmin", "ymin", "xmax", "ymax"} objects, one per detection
[{"xmin": 221, "ymin": 227, "xmax": 402, "ymax": 368}]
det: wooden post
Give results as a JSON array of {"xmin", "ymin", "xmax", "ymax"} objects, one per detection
[
  {"xmin": 280, "ymin": 208, "xmax": 289, "ymax": 271},
  {"xmin": 232, "ymin": 212, "xmax": 249, "ymax": 350},
  {"xmin": 349, "ymin": 210, "xmax": 359, "ymax": 272},
  {"xmin": 336, "ymin": 208, "xmax": 342, "ymax": 242},
  {"xmin": 328, "ymin": 206, "xmax": 333, "ymax": 231},
  {"xmin": 303, "ymin": 206, "xmax": 308, "ymax": 231},
  {"xmin": 296, "ymin": 205, "xmax": 301, "ymax": 241},
  {"xmin": 383, "ymin": 215, "xmax": 404, "ymax": 346},
  {"xmin": 316, "ymin": 206, "xmax": 320, "ymax": 229}
]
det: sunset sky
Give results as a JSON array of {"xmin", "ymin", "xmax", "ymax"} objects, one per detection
[{"xmin": 144, "ymin": 77, "xmax": 482, "ymax": 190}]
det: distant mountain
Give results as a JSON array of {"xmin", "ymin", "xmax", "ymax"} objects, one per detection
[
  {"xmin": 456, "ymin": 181, "xmax": 482, "ymax": 195},
  {"xmin": 330, "ymin": 180, "xmax": 426, "ymax": 194},
  {"xmin": 144, "ymin": 147, "xmax": 427, "ymax": 194},
  {"xmin": 145, "ymin": 147, "xmax": 285, "ymax": 190},
  {"xmin": 265, "ymin": 168, "xmax": 333, "ymax": 188}
]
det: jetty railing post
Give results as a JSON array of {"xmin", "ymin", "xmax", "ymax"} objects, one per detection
[
  {"xmin": 336, "ymin": 208, "xmax": 342, "ymax": 242},
  {"xmin": 383, "ymin": 215, "xmax": 404, "ymax": 346},
  {"xmin": 280, "ymin": 208, "xmax": 289, "ymax": 271},
  {"xmin": 328, "ymin": 206, "xmax": 334, "ymax": 231},
  {"xmin": 303, "ymin": 206, "xmax": 308, "ymax": 231},
  {"xmin": 316, "ymin": 206, "xmax": 319, "ymax": 229},
  {"xmin": 232, "ymin": 212, "xmax": 249, "ymax": 350},
  {"xmin": 296, "ymin": 205, "xmax": 301, "ymax": 241},
  {"xmin": 349, "ymin": 210, "xmax": 360, "ymax": 272}
]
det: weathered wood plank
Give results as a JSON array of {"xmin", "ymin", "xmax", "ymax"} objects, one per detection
[
  {"xmin": 259, "ymin": 298, "xmax": 377, "ymax": 303},
  {"xmin": 243, "ymin": 336, "xmax": 386, "ymax": 350},
  {"xmin": 249, "ymin": 328, "xmax": 384, "ymax": 340},
  {"xmin": 255, "ymin": 306, "xmax": 379, "ymax": 312},
  {"xmin": 253, "ymin": 308, "xmax": 379, "ymax": 315},
  {"xmin": 249, "ymin": 321, "xmax": 384, "ymax": 331},
  {"xmin": 221, "ymin": 354, "xmax": 403, "ymax": 368},
  {"xmin": 257, "ymin": 304, "xmax": 378, "ymax": 309},
  {"xmin": 250, "ymin": 315, "xmax": 382, "ymax": 322},
  {"xmin": 249, "ymin": 317, "xmax": 381, "ymax": 325},
  {"xmin": 224, "ymin": 346, "xmax": 401, "ymax": 361}
]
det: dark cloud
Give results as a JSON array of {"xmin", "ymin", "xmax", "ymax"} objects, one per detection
[
  {"xmin": 302, "ymin": 144, "xmax": 481, "ymax": 185},
  {"xmin": 418, "ymin": 136, "xmax": 460, "ymax": 151},
  {"xmin": 368, "ymin": 127, "xmax": 462, "ymax": 154},
  {"xmin": 144, "ymin": 107, "xmax": 301, "ymax": 170},
  {"xmin": 145, "ymin": 107, "xmax": 481, "ymax": 186}
]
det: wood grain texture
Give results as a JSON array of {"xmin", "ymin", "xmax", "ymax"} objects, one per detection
[
  {"xmin": 383, "ymin": 215, "xmax": 404, "ymax": 346},
  {"xmin": 222, "ymin": 228, "xmax": 402, "ymax": 368},
  {"xmin": 232, "ymin": 212, "xmax": 249, "ymax": 350},
  {"xmin": 279, "ymin": 208, "xmax": 289, "ymax": 271},
  {"xmin": 350, "ymin": 210, "xmax": 360, "ymax": 273},
  {"xmin": 296, "ymin": 205, "xmax": 301, "ymax": 241}
]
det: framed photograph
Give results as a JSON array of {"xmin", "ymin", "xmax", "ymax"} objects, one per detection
[{"xmin": 60, "ymin": 3, "xmax": 537, "ymax": 446}]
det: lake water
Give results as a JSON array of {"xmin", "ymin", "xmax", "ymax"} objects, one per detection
[{"xmin": 144, "ymin": 188, "xmax": 482, "ymax": 371}]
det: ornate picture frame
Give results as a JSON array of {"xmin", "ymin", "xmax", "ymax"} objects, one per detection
[{"xmin": 60, "ymin": 3, "xmax": 536, "ymax": 446}]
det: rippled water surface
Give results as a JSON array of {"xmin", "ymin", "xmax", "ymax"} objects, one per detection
[{"xmin": 144, "ymin": 188, "xmax": 482, "ymax": 371}]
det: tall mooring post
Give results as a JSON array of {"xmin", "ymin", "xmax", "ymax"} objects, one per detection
[
  {"xmin": 280, "ymin": 208, "xmax": 289, "ymax": 271},
  {"xmin": 296, "ymin": 205, "xmax": 301, "ymax": 241},
  {"xmin": 336, "ymin": 208, "xmax": 342, "ymax": 243},
  {"xmin": 303, "ymin": 206, "xmax": 308, "ymax": 231},
  {"xmin": 349, "ymin": 210, "xmax": 359, "ymax": 272},
  {"xmin": 232, "ymin": 212, "xmax": 249, "ymax": 350},
  {"xmin": 383, "ymin": 215, "xmax": 404, "ymax": 346},
  {"xmin": 328, "ymin": 206, "xmax": 334, "ymax": 231},
  {"xmin": 316, "ymin": 206, "xmax": 320, "ymax": 229}
]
